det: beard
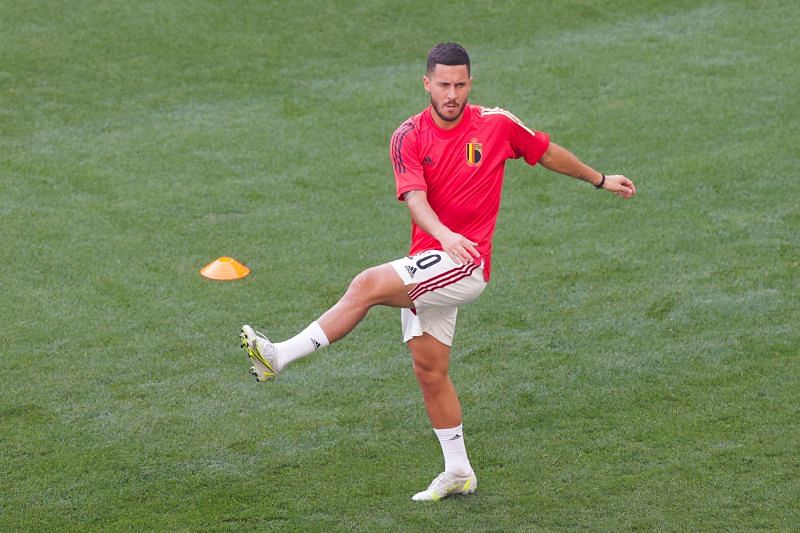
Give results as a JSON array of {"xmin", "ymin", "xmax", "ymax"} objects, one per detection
[{"xmin": 430, "ymin": 96, "xmax": 468, "ymax": 123}]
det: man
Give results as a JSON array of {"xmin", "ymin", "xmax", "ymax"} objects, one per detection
[{"xmin": 240, "ymin": 42, "xmax": 636, "ymax": 501}]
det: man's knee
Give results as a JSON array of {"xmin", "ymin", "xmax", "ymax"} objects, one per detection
[
  {"xmin": 413, "ymin": 360, "xmax": 448, "ymax": 388},
  {"xmin": 346, "ymin": 264, "xmax": 411, "ymax": 308},
  {"xmin": 346, "ymin": 267, "xmax": 382, "ymax": 303},
  {"xmin": 410, "ymin": 341, "xmax": 450, "ymax": 390}
]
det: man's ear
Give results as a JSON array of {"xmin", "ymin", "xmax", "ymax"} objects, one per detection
[{"xmin": 423, "ymin": 76, "xmax": 431, "ymax": 93}]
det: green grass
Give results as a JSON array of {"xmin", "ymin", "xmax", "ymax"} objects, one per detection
[{"xmin": 2, "ymin": 0, "xmax": 798, "ymax": 530}]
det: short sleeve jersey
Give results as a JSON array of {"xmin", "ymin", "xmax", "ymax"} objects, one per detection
[{"xmin": 390, "ymin": 104, "xmax": 550, "ymax": 281}]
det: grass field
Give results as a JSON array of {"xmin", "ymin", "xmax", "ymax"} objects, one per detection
[{"xmin": 2, "ymin": 0, "xmax": 798, "ymax": 530}]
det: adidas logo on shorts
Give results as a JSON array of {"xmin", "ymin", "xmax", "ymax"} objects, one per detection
[{"xmin": 405, "ymin": 265, "xmax": 418, "ymax": 278}]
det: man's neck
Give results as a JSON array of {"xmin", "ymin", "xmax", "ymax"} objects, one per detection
[{"xmin": 429, "ymin": 105, "xmax": 466, "ymax": 130}]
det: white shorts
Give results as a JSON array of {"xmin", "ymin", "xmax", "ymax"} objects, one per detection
[{"xmin": 389, "ymin": 250, "xmax": 487, "ymax": 346}]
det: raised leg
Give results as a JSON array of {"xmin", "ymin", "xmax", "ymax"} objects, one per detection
[{"xmin": 317, "ymin": 263, "xmax": 413, "ymax": 342}]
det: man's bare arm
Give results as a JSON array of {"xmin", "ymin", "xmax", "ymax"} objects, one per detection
[
  {"xmin": 404, "ymin": 190, "xmax": 480, "ymax": 264},
  {"xmin": 539, "ymin": 142, "xmax": 636, "ymax": 198}
]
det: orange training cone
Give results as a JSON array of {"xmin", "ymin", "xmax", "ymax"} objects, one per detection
[{"xmin": 200, "ymin": 257, "xmax": 250, "ymax": 280}]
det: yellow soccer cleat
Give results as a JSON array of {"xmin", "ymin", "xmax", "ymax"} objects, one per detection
[
  {"xmin": 239, "ymin": 325, "xmax": 279, "ymax": 382},
  {"xmin": 412, "ymin": 471, "xmax": 477, "ymax": 501}
]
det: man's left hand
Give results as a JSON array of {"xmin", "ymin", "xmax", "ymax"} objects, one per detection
[{"xmin": 602, "ymin": 174, "xmax": 637, "ymax": 198}]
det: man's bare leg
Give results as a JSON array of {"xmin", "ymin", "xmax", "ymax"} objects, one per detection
[
  {"xmin": 241, "ymin": 263, "xmax": 413, "ymax": 379},
  {"xmin": 408, "ymin": 332, "xmax": 475, "ymax": 500},
  {"xmin": 317, "ymin": 264, "xmax": 413, "ymax": 342},
  {"xmin": 408, "ymin": 333, "xmax": 461, "ymax": 428}
]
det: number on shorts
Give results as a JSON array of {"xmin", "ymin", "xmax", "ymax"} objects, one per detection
[{"xmin": 416, "ymin": 253, "xmax": 442, "ymax": 270}]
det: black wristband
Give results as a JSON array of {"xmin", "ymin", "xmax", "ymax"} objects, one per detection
[{"xmin": 594, "ymin": 174, "xmax": 606, "ymax": 189}]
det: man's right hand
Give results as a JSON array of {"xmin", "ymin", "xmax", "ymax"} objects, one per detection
[
  {"xmin": 404, "ymin": 189, "xmax": 481, "ymax": 265},
  {"xmin": 437, "ymin": 229, "xmax": 480, "ymax": 265}
]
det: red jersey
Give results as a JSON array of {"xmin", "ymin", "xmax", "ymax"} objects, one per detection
[{"xmin": 390, "ymin": 103, "xmax": 550, "ymax": 280}]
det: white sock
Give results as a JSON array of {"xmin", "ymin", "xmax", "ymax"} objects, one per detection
[
  {"xmin": 434, "ymin": 424, "xmax": 472, "ymax": 476},
  {"xmin": 274, "ymin": 321, "xmax": 330, "ymax": 370}
]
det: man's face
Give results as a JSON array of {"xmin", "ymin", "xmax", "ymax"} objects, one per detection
[{"xmin": 423, "ymin": 64, "xmax": 472, "ymax": 128}]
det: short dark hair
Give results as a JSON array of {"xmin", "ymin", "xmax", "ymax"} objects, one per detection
[{"xmin": 426, "ymin": 42, "xmax": 470, "ymax": 75}]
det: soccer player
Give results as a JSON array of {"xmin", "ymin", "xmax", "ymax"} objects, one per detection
[{"xmin": 240, "ymin": 42, "xmax": 636, "ymax": 501}]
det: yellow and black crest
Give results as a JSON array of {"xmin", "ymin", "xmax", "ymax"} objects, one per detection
[{"xmin": 466, "ymin": 138, "xmax": 482, "ymax": 166}]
